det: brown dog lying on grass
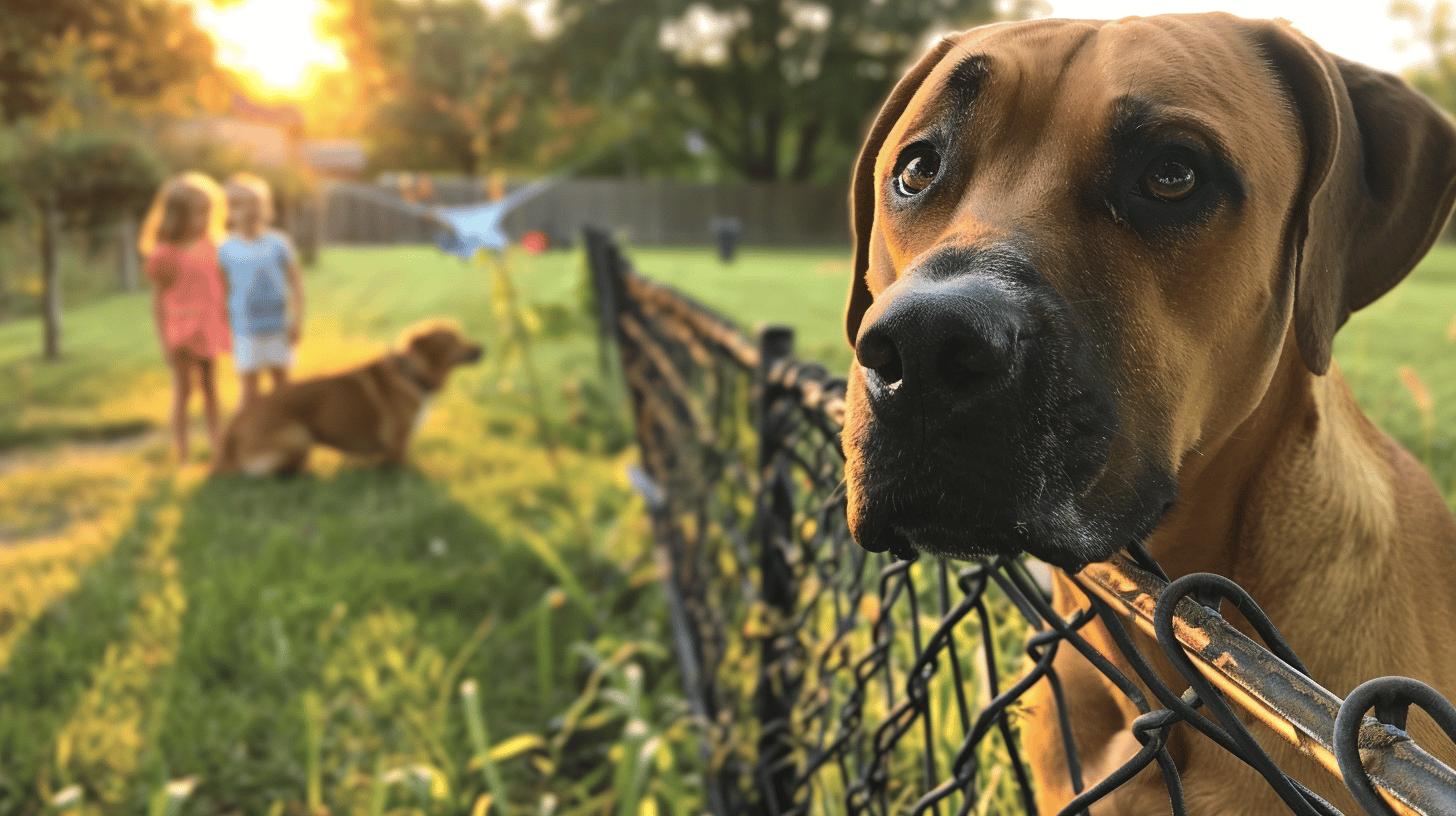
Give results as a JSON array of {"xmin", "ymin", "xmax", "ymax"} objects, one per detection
[{"xmin": 212, "ymin": 321, "xmax": 483, "ymax": 476}]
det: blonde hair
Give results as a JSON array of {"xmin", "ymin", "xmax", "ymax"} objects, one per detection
[
  {"xmin": 225, "ymin": 172, "xmax": 275, "ymax": 230},
  {"xmin": 138, "ymin": 172, "xmax": 226, "ymax": 257}
]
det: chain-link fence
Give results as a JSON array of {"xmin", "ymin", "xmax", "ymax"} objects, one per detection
[{"xmin": 583, "ymin": 228, "xmax": 1456, "ymax": 815}]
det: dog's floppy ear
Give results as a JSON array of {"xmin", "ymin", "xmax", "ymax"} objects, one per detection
[
  {"xmin": 1249, "ymin": 21, "xmax": 1456, "ymax": 374},
  {"xmin": 845, "ymin": 36, "xmax": 959, "ymax": 347}
]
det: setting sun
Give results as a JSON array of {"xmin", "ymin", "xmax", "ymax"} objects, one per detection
[{"xmin": 192, "ymin": 0, "xmax": 347, "ymax": 98}]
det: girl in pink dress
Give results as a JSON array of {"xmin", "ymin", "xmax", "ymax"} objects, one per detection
[{"xmin": 139, "ymin": 173, "xmax": 231, "ymax": 464}]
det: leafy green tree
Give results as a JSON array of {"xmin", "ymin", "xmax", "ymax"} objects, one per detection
[
  {"xmin": 550, "ymin": 0, "xmax": 1005, "ymax": 181},
  {"xmin": 0, "ymin": 159, "xmax": 24, "ymax": 228},
  {"xmin": 0, "ymin": 0, "xmax": 221, "ymax": 126},
  {"xmin": 327, "ymin": 0, "xmax": 556, "ymax": 175},
  {"xmin": 1391, "ymin": 0, "xmax": 1456, "ymax": 239},
  {"xmin": 1394, "ymin": 1, "xmax": 1456, "ymax": 112},
  {"xmin": 13, "ymin": 132, "xmax": 163, "ymax": 359},
  {"xmin": 0, "ymin": 138, "xmax": 27, "ymax": 318}
]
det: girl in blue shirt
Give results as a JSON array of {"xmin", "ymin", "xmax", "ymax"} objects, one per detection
[{"xmin": 219, "ymin": 173, "xmax": 306, "ymax": 406}]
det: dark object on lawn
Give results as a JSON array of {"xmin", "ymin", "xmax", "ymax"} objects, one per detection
[{"xmin": 710, "ymin": 217, "xmax": 742, "ymax": 264}]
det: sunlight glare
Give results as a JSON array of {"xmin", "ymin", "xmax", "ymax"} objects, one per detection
[{"xmin": 192, "ymin": 0, "xmax": 347, "ymax": 98}]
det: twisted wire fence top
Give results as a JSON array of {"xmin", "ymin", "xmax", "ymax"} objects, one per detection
[{"xmin": 582, "ymin": 228, "xmax": 1456, "ymax": 816}]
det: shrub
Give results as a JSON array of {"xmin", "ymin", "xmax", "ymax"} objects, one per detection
[{"xmin": 14, "ymin": 131, "xmax": 164, "ymax": 227}]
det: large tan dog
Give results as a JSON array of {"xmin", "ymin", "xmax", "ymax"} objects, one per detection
[
  {"xmin": 212, "ymin": 322, "xmax": 483, "ymax": 476},
  {"xmin": 840, "ymin": 13, "xmax": 1456, "ymax": 814}
]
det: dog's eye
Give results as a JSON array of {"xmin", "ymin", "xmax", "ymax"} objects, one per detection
[
  {"xmin": 1140, "ymin": 156, "xmax": 1198, "ymax": 202},
  {"xmin": 893, "ymin": 144, "xmax": 940, "ymax": 197}
]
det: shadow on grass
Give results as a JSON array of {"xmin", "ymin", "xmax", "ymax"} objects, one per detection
[
  {"xmin": 0, "ymin": 419, "xmax": 156, "ymax": 455},
  {"xmin": 0, "ymin": 481, "xmax": 175, "ymax": 812},
  {"xmin": 0, "ymin": 459, "xmax": 642, "ymax": 814},
  {"xmin": 157, "ymin": 466, "xmax": 642, "ymax": 813}
]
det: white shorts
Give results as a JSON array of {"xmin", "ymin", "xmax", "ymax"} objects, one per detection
[{"xmin": 234, "ymin": 331, "xmax": 293, "ymax": 373}]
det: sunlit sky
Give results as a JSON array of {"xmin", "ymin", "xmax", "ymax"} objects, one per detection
[
  {"xmin": 189, "ymin": 0, "xmax": 1432, "ymax": 100},
  {"xmin": 1045, "ymin": 1, "xmax": 1427, "ymax": 73},
  {"xmin": 191, "ymin": 0, "xmax": 345, "ymax": 98}
]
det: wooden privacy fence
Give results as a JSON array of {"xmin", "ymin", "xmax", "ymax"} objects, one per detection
[
  {"xmin": 322, "ymin": 178, "xmax": 850, "ymax": 247},
  {"xmin": 582, "ymin": 226, "xmax": 1456, "ymax": 815}
]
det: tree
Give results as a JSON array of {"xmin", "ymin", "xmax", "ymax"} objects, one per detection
[
  {"xmin": 327, "ymin": 0, "xmax": 555, "ymax": 175},
  {"xmin": 0, "ymin": 0, "xmax": 221, "ymax": 126},
  {"xmin": 0, "ymin": 0, "xmax": 224, "ymax": 347},
  {"xmin": 0, "ymin": 142, "xmax": 26, "ymax": 318},
  {"xmin": 14, "ymin": 132, "xmax": 163, "ymax": 359},
  {"xmin": 1393, "ymin": 1, "xmax": 1456, "ymax": 112},
  {"xmin": 1392, "ymin": 0, "xmax": 1456, "ymax": 239},
  {"xmin": 550, "ymin": 0, "xmax": 1005, "ymax": 182}
]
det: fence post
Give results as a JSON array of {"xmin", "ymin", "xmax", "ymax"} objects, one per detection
[
  {"xmin": 582, "ymin": 226, "xmax": 621, "ymax": 374},
  {"xmin": 754, "ymin": 325, "xmax": 799, "ymax": 814}
]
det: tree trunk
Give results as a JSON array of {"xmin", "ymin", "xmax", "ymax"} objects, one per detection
[
  {"xmin": 0, "ymin": 240, "xmax": 9, "ymax": 320},
  {"xmin": 741, "ymin": 142, "xmax": 778, "ymax": 181},
  {"xmin": 790, "ymin": 119, "xmax": 823, "ymax": 182},
  {"xmin": 619, "ymin": 138, "xmax": 638, "ymax": 178},
  {"xmin": 762, "ymin": 109, "xmax": 782, "ymax": 180},
  {"xmin": 39, "ymin": 203, "xmax": 61, "ymax": 360},
  {"xmin": 117, "ymin": 212, "xmax": 140, "ymax": 291},
  {"xmin": 459, "ymin": 130, "xmax": 481, "ymax": 177}
]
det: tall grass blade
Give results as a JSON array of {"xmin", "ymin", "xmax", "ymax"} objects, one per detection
[{"xmin": 462, "ymin": 678, "xmax": 511, "ymax": 816}]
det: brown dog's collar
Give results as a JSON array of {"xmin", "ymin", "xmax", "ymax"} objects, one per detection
[{"xmin": 393, "ymin": 354, "xmax": 435, "ymax": 393}]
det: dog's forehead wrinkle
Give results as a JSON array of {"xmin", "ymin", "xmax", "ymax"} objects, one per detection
[
  {"xmin": 945, "ymin": 52, "xmax": 990, "ymax": 109},
  {"xmin": 901, "ymin": 23, "xmax": 1108, "ymax": 157}
]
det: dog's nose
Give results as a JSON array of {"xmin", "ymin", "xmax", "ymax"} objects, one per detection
[{"xmin": 855, "ymin": 277, "xmax": 1022, "ymax": 400}]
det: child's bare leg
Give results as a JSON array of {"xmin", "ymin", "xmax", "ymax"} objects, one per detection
[
  {"xmin": 269, "ymin": 366, "xmax": 289, "ymax": 392},
  {"xmin": 240, "ymin": 371, "xmax": 261, "ymax": 407},
  {"xmin": 197, "ymin": 357, "xmax": 221, "ymax": 451},
  {"xmin": 169, "ymin": 352, "xmax": 193, "ymax": 463}
]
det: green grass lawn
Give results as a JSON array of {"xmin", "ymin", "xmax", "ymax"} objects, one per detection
[{"xmin": 0, "ymin": 241, "xmax": 1452, "ymax": 814}]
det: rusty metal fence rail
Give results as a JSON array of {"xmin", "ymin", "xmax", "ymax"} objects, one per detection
[{"xmin": 582, "ymin": 227, "xmax": 1456, "ymax": 815}]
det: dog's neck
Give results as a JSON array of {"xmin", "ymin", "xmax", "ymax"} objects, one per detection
[
  {"xmin": 392, "ymin": 354, "xmax": 436, "ymax": 394},
  {"xmin": 1142, "ymin": 341, "xmax": 1400, "ymax": 598},
  {"xmin": 1134, "ymin": 339, "xmax": 1456, "ymax": 693}
]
